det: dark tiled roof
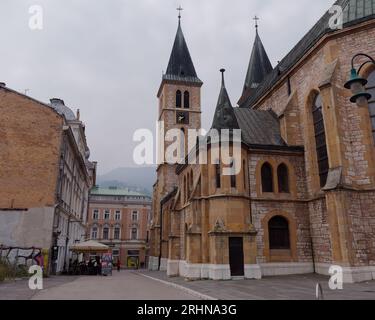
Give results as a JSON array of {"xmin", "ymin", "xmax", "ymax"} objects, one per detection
[
  {"xmin": 233, "ymin": 108, "xmax": 286, "ymax": 147},
  {"xmin": 239, "ymin": 0, "xmax": 375, "ymax": 108},
  {"xmin": 165, "ymin": 21, "xmax": 201, "ymax": 83},
  {"xmin": 211, "ymin": 71, "xmax": 240, "ymax": 130},
  {"xmin": 240, "ymin": 30, "xmax": 273, "ymax": 102}
]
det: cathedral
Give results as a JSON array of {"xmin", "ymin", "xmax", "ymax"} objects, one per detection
[{"xmin": 149, "ymin": 0, "xmax": 375, "ymax": 283}]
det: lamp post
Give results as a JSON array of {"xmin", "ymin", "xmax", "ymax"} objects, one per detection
[{"xmin": 345, "ymin": 53, "xmax": 375, "ymax": 105}]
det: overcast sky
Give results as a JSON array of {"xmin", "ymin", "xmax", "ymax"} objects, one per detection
[{"xmin": 0, "ymin": 0, "xmax": 336, "ymax": 174}]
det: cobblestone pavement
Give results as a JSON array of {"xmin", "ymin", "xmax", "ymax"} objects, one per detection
[
  {"xmin": 0, "ymin": 271, "xmax": 200, "ymax": 300},
  {"xmin": 139, "ymin": 271, "xmax": 375, "ymax": 300}
]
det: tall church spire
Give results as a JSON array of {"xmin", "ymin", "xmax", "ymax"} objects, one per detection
[
  {"xmin": 211, "ymin": 69, "xmax": 239, "ymax": 130},
  {"xmin": 165, "ymin": 10, "xmax": 200, "ymax": 81},
  {"xmin": 241, "ymin": 17, "xmax": 272, "ymax": 95}
]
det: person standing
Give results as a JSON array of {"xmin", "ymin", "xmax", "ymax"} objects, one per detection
[{"xmin": 117, "ymin": 260, "xmax": 121, "ymax": 272}]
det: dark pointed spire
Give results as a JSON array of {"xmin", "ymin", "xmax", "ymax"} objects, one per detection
[
  {"xmin": 165, "ymin": 12, "xmax": 199, "ymax": 81},
  {"xmin": 211, "ymin": 69, "xmax": 240, "ymax": 130},
  {"xmin": 242, "ymin": 18, "xmax": 272, "ymax": 94}
]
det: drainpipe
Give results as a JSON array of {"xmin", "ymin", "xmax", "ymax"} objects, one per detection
[{"xmin": 158, "ymin": 201, "xmax": 163, "ymax": 271}]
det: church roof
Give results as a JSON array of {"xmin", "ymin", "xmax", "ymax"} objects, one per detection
[
  {"xmin": 233, "ymin": 108, "xmax": 287, "ymax": 147},
  {"xmin": 211, "ymin": 70, "xmax": 240, "ymax": 131},
  {"xmin": 164, "ymin": 20, "xmax": 202, "ymax": 84},
  {"xmin": 240, "ymin": 28, "xmax": 273, "ymax": 102},
  {"xmin": 239, "ymin": 0, "xmax": 375, "ymax": 108}
]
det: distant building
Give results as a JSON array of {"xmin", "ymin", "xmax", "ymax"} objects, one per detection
[
  {"xmin": 88, "ymin": 187, "xmax": 152, "ymax": 268},
  {"xmin": 0, "ymin": 87, "xmax": 97, "ymax": 275}
]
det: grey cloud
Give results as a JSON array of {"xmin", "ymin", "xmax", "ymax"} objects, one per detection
[{"xmin": 0, "ymin": 0, "xmax": 335, "ymax": 174}]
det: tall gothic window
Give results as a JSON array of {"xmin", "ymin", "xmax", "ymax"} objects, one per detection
[
  {"xmin": 277, "ymin": 163, "xmax": 290, "ymax": 193},
  {"xmin": 215, "ymin": 163, "xmax": 221, "ymax": 189},
  {"xmin": 312, "ymin": 93, "xmax": 329, "ymax": 187},
  {"xmin": 176, "ymin": 90, "xmax": 182, "ymax": 108},
  {"xmin": 184, "ymin": 91, "xmax": 190, "ymax": 109},
  {"xmin": 243, "ymin": 160, "xmax": 247, "ymax": 190},
  {"xmin": 366, "ymin": 70, "xmax": 375, "ymax": 143},
  {"xmin": 261, "ymin": 162, "xmax": 273, "ymax": 193},
  {"xmin": 269, "ymin": 216, "xmax": 290, "ymax": 250},
  {"xmin": 230, "ymin": 160, "xmax": 236, "ymax": 189}
]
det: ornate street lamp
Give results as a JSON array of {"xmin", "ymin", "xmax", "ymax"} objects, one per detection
[{"xmin": 345, "ymin": 53, "xmax": 375, "ymax": 104}]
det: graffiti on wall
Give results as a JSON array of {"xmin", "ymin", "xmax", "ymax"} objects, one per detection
[{"xmin": 0, "ymin": 246, "xmax": 44, "ymax": 267}]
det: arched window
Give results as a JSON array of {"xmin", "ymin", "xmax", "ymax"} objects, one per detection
[
  {"xmin": 184, "ymin": 91, "xmax": 190, "ymax": 108},
  {"xmin": 366, "ymin": 70, "xmax": 375, "ymax": 143},
  {"xmin": 261, "ymin": 162, "xmax": 273, "ymax": 193},
  {"xmin": 312, "ymin": 93, "xmax": 329, "ymax": 187},
  {"xmin": 277, "ymin": 163, "xmax": 290, "ymax": 193},
  {"xmin": 176, "ymin": 90, "xmax": 182, "ymax": 108},
  {"xmin": 268, "ymin": 216, "xmax": 290, "ymax": 250}
]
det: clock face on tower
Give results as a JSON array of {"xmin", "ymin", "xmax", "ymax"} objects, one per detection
[{"xmin": 176, "ymin": 111, "xmax": 189, "ymax": 125}]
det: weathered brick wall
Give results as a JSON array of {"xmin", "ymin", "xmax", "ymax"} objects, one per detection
[
  {"xmin": 255, "ymin": 25, "xmax": 375, "ymax": 193},
  {"xmin": 251, "ymin": 201, "xmax": 312, "ymax": 263},
  {"xmin": 0, "ymin": 89, "xmax": 62, "ymax": 209},
  {"xmin": 346, "ymin": 190, "xmax": 375, "ymax": 266},
  {"xmin": 249, "ymin": 24, "xmax": 375, "ymax": 267},
  {"xmin": 248, "ymin": 153, "xmax": 307, "ymax": 199},
  {"xmin": 248, "ymin": 152, "xmax": 312, "ymax": 262},
  {"xmin": 308, "ymin": 198, "xmax": 333, "ymax": 264}
]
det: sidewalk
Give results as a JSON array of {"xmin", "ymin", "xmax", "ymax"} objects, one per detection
[{"xmin": 138, "ymin": 271, "xmax": 375, "ymax": 300}]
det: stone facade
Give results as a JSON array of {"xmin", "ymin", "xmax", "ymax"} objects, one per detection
[{"xmin": 150, "ymin": 5, "xmax": 375, "ymax": 283}]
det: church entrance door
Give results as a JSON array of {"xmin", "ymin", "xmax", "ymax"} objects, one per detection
[{"xmin": 229, "ymin": 237, "xmax": 244, "ymax": 277}]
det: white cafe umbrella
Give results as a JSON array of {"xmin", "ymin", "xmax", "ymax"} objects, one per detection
[{"xmin": 69, "ymin": 240, "xmax": 110, "ymax": 253}]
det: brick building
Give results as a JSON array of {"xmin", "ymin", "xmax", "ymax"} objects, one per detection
[
  {"xmin": 149, "ymin": 0, "xmax": 375, "ymax": 283},
  {"xmin": 88, "ymin": 187, "xmax": 152, "ymax": 268},
  {"xmin": 0, "ymin": 86, "xmax": 97, "ymax": 274}
]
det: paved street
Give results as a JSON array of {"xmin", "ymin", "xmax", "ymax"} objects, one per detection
[
  {"xmin": 140, "ymin": 271, "xmax": 375, "ymax": 300},
  {"xmin": 1, "ymin": 270, "xmax": 375, "ymax": 300},
  {"xmin": 0, "ymin": 271, "xmax": 199, "ymax": 300}
]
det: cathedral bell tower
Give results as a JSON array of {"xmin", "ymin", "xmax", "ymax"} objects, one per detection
[{"xmin": 156, "ymin": 9, "xmax": 203, "ymax": 194}]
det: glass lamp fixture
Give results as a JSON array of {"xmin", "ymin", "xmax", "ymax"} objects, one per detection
[{"xmin": 345, "ymin": 53, "xmax": 375, "ymax": 105}]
